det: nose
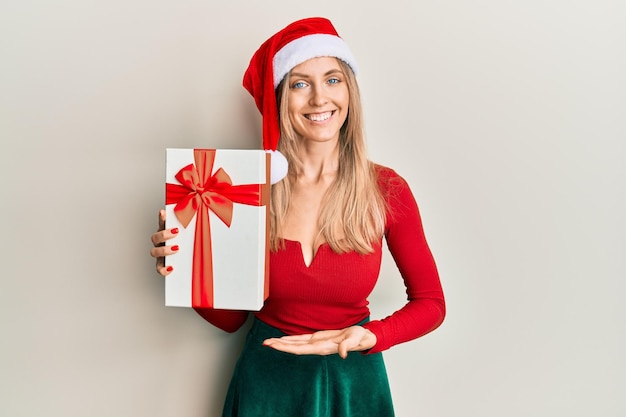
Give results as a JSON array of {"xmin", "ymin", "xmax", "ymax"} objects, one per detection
[{"xmin": 309, "ymin": 84, "xmax": 328, "ymax": 107}]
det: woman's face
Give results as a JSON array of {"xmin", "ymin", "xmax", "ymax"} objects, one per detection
[{"xmin": 286, "ymin": 57, "xmax": 349, "ymax": 145}]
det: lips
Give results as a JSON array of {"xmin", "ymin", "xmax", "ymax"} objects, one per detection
[{"xmin": 305, "ymin": 111, "xmax": 334, "ymax": 122}]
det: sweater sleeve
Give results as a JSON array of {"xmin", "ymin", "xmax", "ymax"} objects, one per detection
[
  {"xmin": 193, "ymin": 308, "xmax": 250, "ymax": 333},
  {"xmin": 362, "ymin": 168, "xmax": 446, "ymax": 353}
]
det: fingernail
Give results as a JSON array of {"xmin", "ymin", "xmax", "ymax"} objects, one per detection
[
  {"xmin": 171, "ymin": 228, "xmax": 179, "ymax": 234},
  {"xmin": 171, "ymin": 245, "xmax": 179, "ymax": 251},
  {"xmin": 166, "ymin": 266, "xmax": 173, "ymax": 272}
]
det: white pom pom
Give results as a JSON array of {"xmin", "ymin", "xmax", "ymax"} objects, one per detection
[{"xmin": 267, "ymin": 150, "xmax": 288, "ymax": 184}]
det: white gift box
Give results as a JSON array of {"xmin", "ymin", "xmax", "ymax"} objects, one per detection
[{"xmin": 164, "ymin": 148, "xmax": 270, "ymax": 311}]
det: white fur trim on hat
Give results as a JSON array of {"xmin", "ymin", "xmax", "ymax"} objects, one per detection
[
  {"xmin": 266, "ymin": 150, "xmax": 288, "ymax": 184},
  {"xmin": 272, "ymin": 33, "xmax": 358, "ymax": 88}
]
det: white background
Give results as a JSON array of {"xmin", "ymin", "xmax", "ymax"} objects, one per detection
[{"xmin": 1, "ymin": 1, "xmax": 624, "ymax": 416}]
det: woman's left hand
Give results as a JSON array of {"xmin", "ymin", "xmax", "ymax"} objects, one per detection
[{"xmin": 262, "ymin": 326, "xmax": 377, "ymax": 359}]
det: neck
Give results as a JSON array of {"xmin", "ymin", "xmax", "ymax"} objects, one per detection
[{"xmin": 297, "ymin": 140, "xmax": 339, "ymax": 182}]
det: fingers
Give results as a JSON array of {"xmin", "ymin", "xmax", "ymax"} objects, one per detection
[
  {"xmin": 158, "ymin": 209, "xmax": 166, "ymax": 231},
  {"xmin": 150, "ymin": 209, "xmax": 179, "ymax": 277},
  {"xmin": 262, "ymin": 329, "xmax": 355, "ymax": 357},
  {"xmin": 262, "ymin": 327, "xmax": 375, "ymax": 358},
  {"xmin": 272, "ymin": 334, "xmax": 314, "ymax": 342},
  {"xmin": 149, "ymin": 243, "xmax": 179, "ymax": 259},
  {"xmin": 263, "ymin": 338, "xmax": 337, "ymax": 356},
  {"xmin": 337, "ymin": 337, "xmax": 358, "ymax": 359},
  {"xmin": 156, "ymin": 260, "xmax": 173, "ymax": 277},
  {"xmin": 151, "ymin": 226, "xmax": 179, "ymax": 247},
  {"xmin": 150, "ymin": 242, "xmax": 179, "ymax": 276},
  {"xmin": 151, "ymin": 209, "xmax": 176, "ymax": 247},
  {"xmin": 154, "ymin": 245, "xmax": 178, "ymax": 276},
  {"xmin": 150, "ymin": 208, "xmax": 178, "ymax": 251},
  {"xmin": 264, "ymin": 330, "xmax": 339, "ymax": 346}
]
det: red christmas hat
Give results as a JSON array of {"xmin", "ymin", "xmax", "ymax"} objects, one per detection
[{"xmin": 243, "ymin": 17, "xmax": 357, "ymax": 181}]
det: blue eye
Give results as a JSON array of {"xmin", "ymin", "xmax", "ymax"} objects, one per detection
[
  {"xmin": 328, "ymin": 78, "xmax": 340, "ymax": 85},
  {"xmin": 292, "ymin": 81, "xmax": 307, "ymax": 89}
]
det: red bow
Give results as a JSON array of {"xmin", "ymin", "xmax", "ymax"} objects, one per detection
[{"xmin": 166, "ymin": 149, "xmax": 269, "ymax": 307}]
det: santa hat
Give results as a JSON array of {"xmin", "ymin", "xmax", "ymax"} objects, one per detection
[{"xmin": 242, "ymin": 17, "xmax": 358, "ymax": 183}]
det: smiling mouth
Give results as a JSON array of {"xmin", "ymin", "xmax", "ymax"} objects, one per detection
[{"xmin": 305, "ymin": 111, "xmax": 335, "ymax": 122}]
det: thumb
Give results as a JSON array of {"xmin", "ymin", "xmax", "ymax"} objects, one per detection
[{"xmin": 337, "ymin": 333, "xmax": 359, "ymax": 359}]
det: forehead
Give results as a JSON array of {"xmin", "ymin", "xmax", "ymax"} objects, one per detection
[{"xmin": 290, "ymin": 56, "xmax": 343, "ymax": 75}]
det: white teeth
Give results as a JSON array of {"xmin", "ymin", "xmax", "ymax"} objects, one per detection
[{"xmin": 306, "ymin": 111, "xmax": 332, "ymax": 122}]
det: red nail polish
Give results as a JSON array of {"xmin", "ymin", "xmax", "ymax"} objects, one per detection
[
  {"xmin": 171, "ymin": 245, "xmax": 179, "ymax": 251},
  {"xmin": 166, "ymin": 266, "xmax": 173, "ymax": 272},
  {"xmin": 171, "ymin": 228, "xmax": 179, "ymax": 234}
]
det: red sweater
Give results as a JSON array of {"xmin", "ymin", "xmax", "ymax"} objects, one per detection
[{"xmin": 195, "ymin": 166, "xmax": 445, "ymax": 354}]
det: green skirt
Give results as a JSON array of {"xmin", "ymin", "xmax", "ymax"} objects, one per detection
[{"xmin": 222, "ymin": 317, "xmax": 395, "ymax": 417}]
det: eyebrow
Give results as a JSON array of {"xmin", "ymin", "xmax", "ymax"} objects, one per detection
[{"xmin": 289, "ymin": 69, "xmax": 343, "ymax": 78}]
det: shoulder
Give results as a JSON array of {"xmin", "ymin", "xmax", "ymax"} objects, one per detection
[
  {"xmin": 373, "ymin": 163, "xmax": 410, "ymax": 197},
  {"xmin": 372, "ymin": 163, "xmax": 419, "ymax": 226}
]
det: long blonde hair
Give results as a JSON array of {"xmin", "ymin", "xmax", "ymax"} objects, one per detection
[{"xmin": 270, "ymin": 59, "xmax": 387, "ymax": 254}]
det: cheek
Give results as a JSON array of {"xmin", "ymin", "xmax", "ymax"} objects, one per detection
[
  {"xmin": 336, "ymin": 91, "xmax": 350, "ymax": 118},
  {"xmin": 340, "ymin": 89, "xmax": 350, "ymax": 108},
  {"xmin": 287, "ymin": 105, "xmax": 300, "ymax": 126},
  {"xmin": 286, "ymin": 105, "xmax": 305, "ymax": 136},
  {"xmin": 332, "ymin": 87, "xmax": 350, "ymax": 110},
  {"xmin": 286, "ymin": 95, "xmax": 304, "ymax": 119}
]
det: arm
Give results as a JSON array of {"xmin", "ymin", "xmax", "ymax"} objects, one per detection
[
  {"xmin": 362, "ymin": 170, "xmax": 446, "ymax": 353},
  {"xmin": 193, "ymin": 308, "xmax": 250, "ymax": 333},
  {"xmin": 262, "ymin": 170, "xmax": 445, "ymax": 357}
]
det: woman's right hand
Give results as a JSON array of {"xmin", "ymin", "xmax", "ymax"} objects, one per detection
[{"xmin": 150, "ymin": 209, "xmax": 180, "ymax": 276}]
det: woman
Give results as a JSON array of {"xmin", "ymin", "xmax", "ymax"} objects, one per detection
[{"xmin": 151, "ymin": 17, "xmax": 445, "ymax": 417}]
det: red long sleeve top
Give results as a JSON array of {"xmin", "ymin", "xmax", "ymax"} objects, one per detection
[{"xmin": 194, "ymin": 165, "xmax": 445, "ymax": 354}]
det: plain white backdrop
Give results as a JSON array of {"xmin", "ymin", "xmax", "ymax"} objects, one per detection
[{"xmin": 1, "ymin": 1, "xmax": 624, "ymax": 416}]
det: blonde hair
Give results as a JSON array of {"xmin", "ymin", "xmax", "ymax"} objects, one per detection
[{"xmin": 270, "ymin": 59, "xmax": 387, "ymax": 254}]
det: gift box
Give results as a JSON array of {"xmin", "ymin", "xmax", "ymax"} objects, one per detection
[{"xmin": 164, "ymin": 148, "xmax": 270, "ymax": 311}]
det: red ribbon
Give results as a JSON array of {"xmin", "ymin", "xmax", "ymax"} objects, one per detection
[{"xmin": 165, "ymin": 149, "xmax": 269, "ymax": 307}]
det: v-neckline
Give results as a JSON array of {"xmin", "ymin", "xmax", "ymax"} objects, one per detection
[{"xmin": 282, "ymin": 238, "xmax": 328, "ymax": 268}]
